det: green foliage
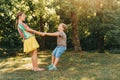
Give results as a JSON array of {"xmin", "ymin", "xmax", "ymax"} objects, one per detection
[
  {"xmin": 109, "ymin": 48, "xmax": 120, "ymax": 54},
  {"xmin": 0, "ymin": 0, "xmax": 21, "ymax": 48},
  {"xmin": 77, "ymin": 0, "xmax": 120, "ymax": 51},
  {"xmin": 106, "ymin": 28, "xmax": 120, "ymax": 48}
]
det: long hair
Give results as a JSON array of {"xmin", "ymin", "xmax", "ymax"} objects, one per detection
[{"xmin": 15, "ymin": 12, "xmax": 24, "ymax": 29}]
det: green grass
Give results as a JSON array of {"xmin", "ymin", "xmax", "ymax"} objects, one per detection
[{"xmin": 0, "ymin": 51, "xmax": 120, "ymax": 80}]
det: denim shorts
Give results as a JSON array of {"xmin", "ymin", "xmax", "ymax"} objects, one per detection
[{"xmin": 52, "ymin": 46, "xmax": 66, "ymax": 58}]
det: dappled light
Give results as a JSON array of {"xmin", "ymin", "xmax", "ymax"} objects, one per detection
[
  {"xmin": 68, "ymin": 67, "xmax": 76, "ymax": 71},
  {"xmin": 90, "ymin": 63, "xmax": 100, "ymax": 66},
  {"xmin": 81, "ymin": 77, "xmax": 95, "ymax": 80},
  {"xmin": 0, "ymin": 51, "xmax": 51, "ymax": 73},
  {"xmin": 33, "ymin": 0, "xmax": 38, "ymax": 3},
  {"xmin": 0, "ymin": 51, "xmax": 120, "ymax": 80}
]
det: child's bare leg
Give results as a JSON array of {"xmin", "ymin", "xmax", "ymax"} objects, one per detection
[
  {"xmin": 51, "ymin": 54, "xmax": 55, "ymax": 64},
  {"xmin": 31, "ymin": 50, "xmax": 38, "ymax": 70},
  {"xmin": 53, "ymin": 58, "xmax": 59, "ymax": 66},
  {"xmin": 31, "ymin": 49, "xmax": 44, "ymax": 71}
]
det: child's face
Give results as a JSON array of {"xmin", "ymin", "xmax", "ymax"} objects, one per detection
[
  {"xmin": 20, "ymin": 13, "xmax": 26, "ymax": 21},
  {"xmin": 58, "ymin": 24, "xmax": 64, "ymax": 31}
]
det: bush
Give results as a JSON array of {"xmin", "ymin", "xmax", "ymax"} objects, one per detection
[{"xmin": 109, "ymin": 48, "xmax": 120, "ymax": 54}]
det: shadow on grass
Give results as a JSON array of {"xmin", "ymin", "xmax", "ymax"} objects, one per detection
[
  {"xmin": 0, "ymin": 47, "xmax": 23, "ymax": 58},
  {"xmin": 0, "ymin": 51, "xmax": 120, "ymax": 80}
]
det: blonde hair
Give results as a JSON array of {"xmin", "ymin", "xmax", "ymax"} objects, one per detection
[
  {"xmin": 60, "ymin": 23, "xmax": 67, "ymax": 31},
  {"xmin": 15, "ymin": 12, "xmax": 24, "ymax": 29}
]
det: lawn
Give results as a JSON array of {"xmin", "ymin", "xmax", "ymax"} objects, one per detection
[{"xmin": 0, "ymin": 51, "xmax": 120, "ymax": 80}]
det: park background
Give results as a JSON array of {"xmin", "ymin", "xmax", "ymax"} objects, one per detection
[{"xmin": 0, "ymin": 0, "xmax": 120, "ymax": 80}]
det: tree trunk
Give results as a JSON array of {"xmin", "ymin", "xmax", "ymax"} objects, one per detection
[
  {"xmin": 98, "ymin": 35, "xmax": 104, "ymax": 53},
  {"xmin": 97, "ymin": 11, "xmax": 105, "ymax": 53},
  {"xmin": 39, "ymin": 16, "xmax": 45, "ymax": 50},
  {"xmin": 71, "ymin": 12, "xmax": 82, "ymax": 52}
]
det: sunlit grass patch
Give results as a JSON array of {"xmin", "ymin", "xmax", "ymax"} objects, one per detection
[{"xmin": 0, "ymin": 51, "xmax": 120, "ymax": 80}]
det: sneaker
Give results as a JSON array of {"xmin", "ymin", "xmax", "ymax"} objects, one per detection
[
  {"xmin": 48, "ymin": 65, "xmax": 57, "ymax": 71},
  {"xmin": 47, "ymin": 64, "xmax": 53, "ymax": 69}
]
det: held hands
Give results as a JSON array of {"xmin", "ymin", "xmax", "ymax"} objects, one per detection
[{"xmin": 39, "ymin": 32, "xmax": 47, "ymax": 36}]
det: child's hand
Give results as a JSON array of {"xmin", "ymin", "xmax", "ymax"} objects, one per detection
[{"xmin": 40, "ymin": 32, "xmax": 46, "ymax": 36}]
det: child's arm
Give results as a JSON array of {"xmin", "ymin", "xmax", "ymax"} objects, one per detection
[
  {"xmin": 45, "ymin": 32, "xmax": 59, "ymax": 37},
  {"xmin": 29, "ymin": 29, "xmax": 44, "ymax": 36},
  {"xmin": 22, "ymin": 23, "xmax": 44, "ymax": 36}
]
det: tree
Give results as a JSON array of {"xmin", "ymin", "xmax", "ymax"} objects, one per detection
[{"xmin": 87, "ymin": 0, "xmax": 118, "ymax": 52}]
